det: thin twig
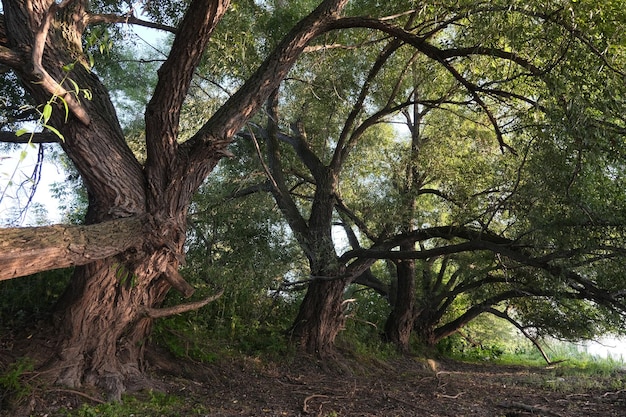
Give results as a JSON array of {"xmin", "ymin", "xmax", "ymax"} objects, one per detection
[
  {"xmin": 302, "ymin": 394, "xmax": 329, "ymax": 414},
  {"xmin": 47, "ymin": 388, "xmax": 105, "ymax": 404}
]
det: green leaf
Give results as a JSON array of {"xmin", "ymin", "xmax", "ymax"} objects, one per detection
[
  {"xmin": 42, "ymin": 103, "xmax": 52, "ymax": 123},
  {"xmin": 68, "ymin": 78, "xmax": 80, "ymax": 95},
  {"xmin": 56, "ymin": 95, "xmax": 69, "ymax": 122},
  {"xmin": 42, "ymin": 124, "xmax": 65, "ymax": 142},
  {"xmin": 15, "ymin": 128, "xmax": 30, "ymax": 137},
  {"xmin": 18, "ymin": 150, "xmax": 27, "ymax": 162},
  {"xmin": 62, "ymin": 62, "xmax": 75, "ymax": 72}
]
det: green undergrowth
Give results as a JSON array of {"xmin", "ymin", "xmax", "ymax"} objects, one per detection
[
  {"xmin": 61, "ymin": 390, "xmax": 210, "ymax": 417},
  {"xmin": 445, "ymin": 337, "xmax": 626, "ymax": 393},
  {"xmin": 0, "ymin": 357, "xmax": 34, "ymax": 411}
]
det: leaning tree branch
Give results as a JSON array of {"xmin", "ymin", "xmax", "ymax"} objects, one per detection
[
  {"xmin": 182, "ymin": 0, "xmax": 349, "ymax": 171},
  {"xmin": 142, "ymin": 289, "xmax": 224, "ymax": 319},
  {"xmin": 486, "ymin": 307, "xmax": 552, "ymax": 364},
  {"xmin": 162, "ymin": 264, "xmax": 195, "ymax": 298},
  {"xmin": 87, "ymin": 13, "xmax": 177, "ymax": 34},
  {"xmin": 144, "ymin": 0, "xmax": 230, "ymax": 196},
  {"xmin": 437, "ymin": 58, "xmax": 514, "ymax": 154},
  {"xmin": 0, "ymin": 216, "xmax": 147, "ymax": 281},
  {"xmin": 433, "ymin": 288, "xmax": 551, "ymax": 341}
]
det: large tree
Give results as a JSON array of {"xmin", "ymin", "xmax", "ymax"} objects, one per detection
[
  {"xmin": 240, "ymin": 0, "xmax": 626, "ymax": 354},
  {"xmin": 0, "ymin": 0, "xmax": 351, "ymax": 398}
]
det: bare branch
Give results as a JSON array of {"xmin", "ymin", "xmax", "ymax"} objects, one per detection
[
  {"xmin": 486, "ymin": 307, "xmax": 552, "ymax": 364},
  {"xmin": 162, "ymin": 264, "xmax": 195, "ymax": 298},
  {"xmin": 142, "ymin": 290, "xmax": 224, "ymax": 319},
  {"xmin": 87, "ymin": 14, "xmax": 177, "ymax": 34},
  {"xmin": 0, "ymin": 130, "xmax": 60, "ymax": 143}
]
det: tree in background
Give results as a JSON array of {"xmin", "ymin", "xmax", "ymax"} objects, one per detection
[{"xmin": 239, "ymin": 0, "xmax": 626, "ymax": 354}]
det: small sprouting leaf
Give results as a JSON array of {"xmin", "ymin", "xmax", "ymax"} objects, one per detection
[
  {"xmin": 18, "ymin": 150, "xmax": 27, "ymax": 162},
  {"xmin": 42, "ymin": 103, "xmax": 52, "ymax": 123},
  {"xmin": 62, "ymin": 62, "xmax": 75, "ymax": 72},
  {"xmin": 83, "ymin": 89, "xmax": 92, "ymax": 100},
  {"xmin": 87, "ymin": 52, "xmax": 95, "ymax": 69},
  {"xmin": 15, "ymin": 128, "xmax": 29, "ymax": 137},
  {"xmin": 42, "ymin": 124, "xmax": 65, "ymax": 142}
]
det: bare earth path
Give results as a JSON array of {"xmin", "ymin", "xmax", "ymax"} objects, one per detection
[{"xmin": 2, "ymin": 334, "xmax": 625, "ymax": 416}]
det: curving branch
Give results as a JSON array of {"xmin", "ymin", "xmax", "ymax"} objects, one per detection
[
  {"xmin": 486, "ymin": 307, "xmax": 552, "ymax": 364},
  {"xmin": 182, "ymin": 0, "xmax": 349, "ymax": 174},
  {"xmin": 30, "ymin": 1, "xmax": 91, "ymax": 125}
]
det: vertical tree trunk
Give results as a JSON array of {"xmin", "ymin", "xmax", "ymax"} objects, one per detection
[
  {"xmin": 290, "ymin": 277, "xmax": 347, "ymax": 355},
  {"xmin": 413, "ymin": 307, "xmax": 439, "ymax": 347},
  {"xmin": 384, "ymin": 257, "xmax": 416, "ymax": 352},
  {"xmin": 52, "ymin": 222, "xmax": 183, "ymax": 400}
]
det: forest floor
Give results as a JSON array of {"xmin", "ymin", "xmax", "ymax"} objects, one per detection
[{"xmin": 2, "ymin": 331, "xmax": 626, "ymax": 417}]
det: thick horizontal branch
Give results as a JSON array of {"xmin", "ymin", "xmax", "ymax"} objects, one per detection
[
  {"xmin": 0, "ymin": 45, "xmax": 24, "ymax": 68},
  {"xmin": 0, "ymin": 216, "xmax": 147, "ymax": 281},
  {"xmin": 142, "ymin": 290, "xmax": 224, "ymax": 319},
  {"xmin": 0, "ymin": 130, "xmax": 60, "ymax": 143}
]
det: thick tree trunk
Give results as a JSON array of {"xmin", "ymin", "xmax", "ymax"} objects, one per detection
[
  {"xmin": 384, "ymin": 257, "xmax": 416, "ymax": 352},
  {"xmin": 290, "ymin": 277, "xmax": 347, "ymax": 355},
  {"xmin": 49, "ymin": 203, "xmax": 190, "ymax": 399},
  {"xmin": 413, "ymin": 307, "xmax": 440, "ymax": 347},
  {"xmin": 0, "ymin": 0, "xmax": 350, "ymax": 398},
  {"xmin": 53, "ymin": 258, "xmax": 170, "ymax": 400}
]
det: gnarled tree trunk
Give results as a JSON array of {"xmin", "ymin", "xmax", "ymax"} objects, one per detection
[
  {"xmin": 290, "ymin": 277, "xmax": 348, "ymax": 355},
  {"xmin": 0, "ymin": 0, "xmax": 349, "ymax": 397}
]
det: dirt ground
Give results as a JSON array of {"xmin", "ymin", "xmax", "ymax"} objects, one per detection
[{"xmin": 2, "ymin": 335, "xmax": 626, "ymax": 417}]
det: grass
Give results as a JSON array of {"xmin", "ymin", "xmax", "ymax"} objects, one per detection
[{"xmin": 62, "ymin": 390, "xmax": 211, "ymax": 417}]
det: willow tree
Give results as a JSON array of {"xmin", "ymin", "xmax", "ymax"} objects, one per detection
[
  {"xmin": 0, "ymin": 0, "xmax": 352, "ymax": 398},
  {"xmin": 240, "ymin": 0, "xmax": 626, "ymax": 355}
]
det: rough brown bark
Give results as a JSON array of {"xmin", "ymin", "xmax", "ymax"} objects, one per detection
[
  {"xmin": 290, "ymin": 278, "xmax": 348, "ymax": 355},
  {"xmin": 0, "ymin": 0, "xmax": 350, "ymax": 397},
  {"xmin": 384, "ymin": 256, "xmax": 416, "ymax": 352},
  {"xmin": 0, "ymin": 217, "xmax": 145, "ymax": 281}
]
